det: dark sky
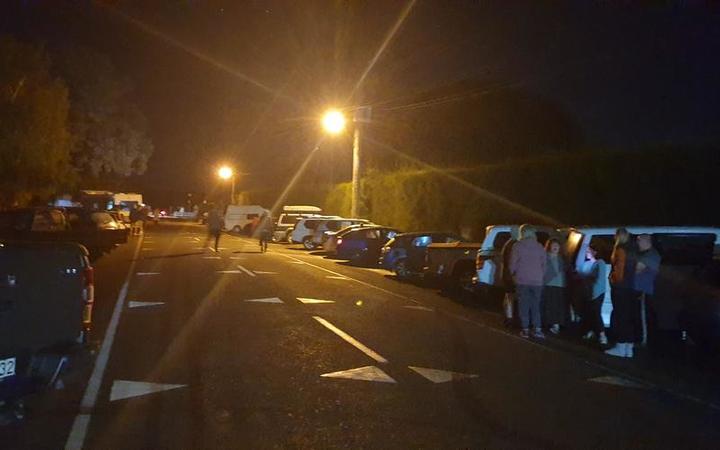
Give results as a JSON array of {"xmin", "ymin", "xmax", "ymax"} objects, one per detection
[{"xmin": 3, "ymin": 0, "xmax": 720, "ymax": 201}]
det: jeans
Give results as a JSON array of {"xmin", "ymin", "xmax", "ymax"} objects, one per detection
[{"xmin": 517, "ymin": 285, "xmax": 543, "ymax": 330}]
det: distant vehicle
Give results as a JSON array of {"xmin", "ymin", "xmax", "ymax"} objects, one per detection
[
  {"xmin": 273, "ymin": 205, "xmax": 323, "ymax": 242},
  {"xmin": 112, "ymin": 193, "xmax": 144, "ymax": 219},
  {"xmin": 564, "ymin": 226, "xmax": 720, "ymax": 348},
  {"xmin": 310, "ymin": 219, "xmax": 373, "ymax": 249},
  {"xmin": 289, "ymin": 216, "xmax": 341, "ymax": 248},
  {"xmin": 324, "ymin": 223, "xmax": 377, "ymax": 255},
  {"xmin": 0, "ymin": 207, "xmax": 126, "ymax": 259},
  {"xmin": 224, "ymin": 205, "xmax": 269, "ymax": 234},
  {"xmin": 379, "ymin": 232, "xmax": 464, "ymax": 280},
  {"xmin": 336, "ymin": 226, "xmax": 400, "ymax": 264},
  {"xmin": 0, "ymin": 241, "xmax": 94, "ymax": 407}
]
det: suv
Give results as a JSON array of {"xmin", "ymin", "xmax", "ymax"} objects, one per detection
[
  {"xmin": 564, "ymin": 226, "xmax": 720, "ymax": 349},
  {"xmin": 273, "ymin": 208, "xmax": 323, "ymax": 243},
  {"xmin": 290, "ymin": 216, "xmax": 341, "ymax": 248}
]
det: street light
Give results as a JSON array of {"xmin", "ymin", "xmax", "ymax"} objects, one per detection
[
  {"xmin": 321, "ymin": 107, "xmax": 370, "ymax": 218},
  {"xmin": 322, "ymin": 109, "xmax": 347, "ymax": 135},
  {"xmin": 217, "ymin": 165, "xmax": 235, "ymax": 204}
]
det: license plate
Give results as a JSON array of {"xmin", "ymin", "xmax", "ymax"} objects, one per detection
[{"xmin": 0, "ymin": 357, "xmax": 16, "ymax": 379}]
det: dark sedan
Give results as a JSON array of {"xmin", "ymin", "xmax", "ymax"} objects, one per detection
[{"xmin": 379, "ymin": 232, "xmax": 464, "ymax": 279}]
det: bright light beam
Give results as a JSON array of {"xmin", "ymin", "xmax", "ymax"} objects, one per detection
[
  {"xmin": 101, "ymin": 5, "xmax": 295, "ymax": 104},
  {"xmin": 347, "ymin": 0, "xmax": 418, "ymax": 102},
  {"xmin": 364, "ymin": 136, "xmax": 561, "ymax": 226}
]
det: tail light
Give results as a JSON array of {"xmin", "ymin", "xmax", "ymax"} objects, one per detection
[
  {"xmin": 337, "ymin": 238, "xmax": 343, "ymax": 246},
  {"xmin": 82, "ymin": 266, "xmax": 95, "ymax": 330}
]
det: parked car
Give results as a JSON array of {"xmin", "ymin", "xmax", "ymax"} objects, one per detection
[
  {"xmin": 336, "ymin": 226, "xmax": 400, "ymax": 264},
  {"xmin": 379, "ymin": 232, "xmax": 464, "ymax": 280},
  {"xmin": 0, "ymin": 241, "xmax": 94, "ymax": 409},
  {"xmin": 324, "ymin": 223, "xmax": 377, "ymax": 255},
  {"xmin": 310, "ymin": 218, "xmax": 373, "ymax": 249},
  {"xmin": 224, "ymin": 205, "xmax": 270, "ymax": 234},
  {"xmin": 564, "ymin": 227, "xmax": 720, "ymax": 350},
  {"xmin": 289, "ymin": 216, "xmax": 341, "ymax": 248},
  {"xmin": 273, "ymin": 205, "xmax": 323, "ymax": 243}
]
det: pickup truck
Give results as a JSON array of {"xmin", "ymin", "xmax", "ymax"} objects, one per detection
[
  {"xmin": 0, "ymin": 241, "xmax": 94, "ymax": 417},
  {"xmin": 426, "ymin": 225, "xmax": 557, "ymax": 295}
]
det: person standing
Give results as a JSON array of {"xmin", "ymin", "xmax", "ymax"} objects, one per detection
[
  {"xmin": 206, "ymin": 207, "xmax": 224, "ymax": 252},
  {"xmin": 542, "ymin": 238, "xmax": 567, "ymax": 335},
  {"xmin": 606, "ymin": 228, "xmax": 638, "ymax": 358},
  {"xmin": 579, "ymin": 244, "xmax": 608, "ymax": 345},
  {"xmin": 634, "ymin": 234, "xmax": 661, "ymax": 349},
  {"xmin": 500, "ymin": 236, "xmax": 518, "ymax": 328},
  {"xmin": 510, "ymin": 225, "xmax": 547, "ymax": 339}
]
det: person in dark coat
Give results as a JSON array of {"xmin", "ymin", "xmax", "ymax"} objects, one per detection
[
  {"xmin": 206, "ymin": 207, "xmax": 224, "ymax": 252},
  {"xmin": 606, "ymin": 228, "xmax": 638, "ymax": 358}
]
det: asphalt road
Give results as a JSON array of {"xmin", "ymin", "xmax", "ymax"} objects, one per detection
[{"xmin": 4, "ymin": 222, "xmax": 720, "ymax": 449}]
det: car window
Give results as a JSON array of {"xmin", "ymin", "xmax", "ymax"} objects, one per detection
[
  {"xmin": 384, "ymin": 230, "xmax": 398, "ymax": 239},
  {"xmin": 652, "ymin": 233, "xmax": 715, "ymax": 266},
  {"xmin": 413, "ymin": 235, "xmax": 432, "ymax": 247},
  {"xmin": 304, "ymin": 220, "xmax": 319, "ymax": 230},
  {"xmin": 492, "ymin": 232, "xmax": 511, "ymax": 250},
  {"xmin": 247, "ymin": 213, "xmax": 259, "ymax": 220},
  {"xmin": 327, "ymin": 221, "xmax": 341, "ymax": 231},
  {"xmin": 364, "ymin": 229, "xmax": 380, "ymax": 239}
]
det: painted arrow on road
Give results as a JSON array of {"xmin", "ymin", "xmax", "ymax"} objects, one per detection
[
  {"xmin": 409, "ymin": 366, "xmax": 478, "ymax": 383},
  {"xmin": 110, "ymin": 380, "xmax": 186, "ymax": 401},
  {"xmin": 321, "ymin": 366, "xmax": 396, "ymax": 383},
  {"xmin": 128, "ymin": 301, "xmax": 165, "ymax": 309},
  {"xmin": 297, "ymin": 297, "xmax": 335, "ymax": 304},
  {"xmin": 244, "ymin": 297, "xmax": 284, "ymax": 304}
]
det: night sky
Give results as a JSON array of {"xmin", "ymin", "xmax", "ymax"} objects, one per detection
[{"xmin": 3, "ymin": 0, "xmax": 719, "ymax": 202}]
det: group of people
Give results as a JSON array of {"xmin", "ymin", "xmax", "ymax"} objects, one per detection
[{"xmin": 501, "ymin": 225, "xmax": 661, "ymax": 358}]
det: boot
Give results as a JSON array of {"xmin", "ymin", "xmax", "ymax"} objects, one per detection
[
  {"xmin": 605, "ymin": 343, "xmax": 627, "ymax": 358},
  {"xmin": 625, "ymin": 343, "xmax": 634, "ymax": 358}
]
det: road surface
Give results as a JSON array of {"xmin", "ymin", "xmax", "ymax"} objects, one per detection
[{"xmin": 3, "ymin": 222, "xmax": 719, "ymax": 449}]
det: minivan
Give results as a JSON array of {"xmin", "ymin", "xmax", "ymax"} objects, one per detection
[{"xmin": 224, "ymin": 205, "xmax": 269, "ymax": 234}]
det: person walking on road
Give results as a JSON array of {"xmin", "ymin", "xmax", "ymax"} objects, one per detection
[
  {"xmin": 605, "ymin": 228, "xmax": 639, "ymax": 358},
  {"xmin": 256, "ymin": 213, "xmax": 273, "ymax": 253},
  {"xmin": 510, "ymin": 225, "xmax": 547, "ymax": 339},
  {"xmin": 579, "ymin": 244, "xmax": 608, "ymax": 345},
  {"xmin": 542, "ymin": 238, "xmax": 567, "ymax": 335},
  {"xmin": 206, "ymin": 207, "xmax": 224, "ymax": 252},
  {"xmin": 634, "ymin": 234, "xmax": 661, "ymax": 350}
]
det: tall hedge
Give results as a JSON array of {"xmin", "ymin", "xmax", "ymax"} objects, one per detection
[{"xmin": 323, "ymin": 150, "xmax": 719, "ymax": 240}]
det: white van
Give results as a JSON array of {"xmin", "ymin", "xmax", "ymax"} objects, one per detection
[
  {"xmin": 564, "ymin": 226, "xmax": 720, "ymax": 328},
  {"xmin": 224, "ymin": 205, "xmax": 269, "ymax": 234}
]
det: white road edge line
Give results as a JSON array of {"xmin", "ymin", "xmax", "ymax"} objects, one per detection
[
  {"xmin": 237, "ymin": 265, "xmax": 256, "ymax": 277},
  {"xmin": 313, "ymin": 316, "xmax": 388, "ymax": 364},
  {"xmin": 65, "ymin": 235, "xmax": 143, "ymax": 450}
]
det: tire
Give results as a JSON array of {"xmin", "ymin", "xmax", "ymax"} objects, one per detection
[
  {"xmin": 303, "ymin": 236, "xmax": 316, "ymax": 250},
  {"xmin": 394, "ymin": 259, "xmax": 410, "ymax": 280},
  {"xmin": 232, "ymin": 225, "xmax": 242, "ymax": 233}
]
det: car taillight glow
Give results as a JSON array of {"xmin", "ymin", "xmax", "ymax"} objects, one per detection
[
  {"xmin": 82, "ymin": 266, "xmax": 95, "ymax": 328},
  {"xmin": 337, "ymin": 238, "xmax": 343, "ymax": 245}
]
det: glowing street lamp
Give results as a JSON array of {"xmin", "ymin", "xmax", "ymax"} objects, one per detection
[
  {"xmin": 322, "ymin": 109, "xmax": 347, "ymax": 135},
  {"xmin": 217, "ymin": 165, "xmax": 235, "ymax": 204}
]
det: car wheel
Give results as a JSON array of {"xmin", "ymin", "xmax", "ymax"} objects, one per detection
[
  {"xmin": 395, "ymin": 259, "xmax": 410, "ymax": 280},
  {"xmin": 232, "ymin": 225, "xmax": 242, "ymax": 233},
  {"xmin": 303, "ymin": 236, "xmax": 316, "ymax": 250}
]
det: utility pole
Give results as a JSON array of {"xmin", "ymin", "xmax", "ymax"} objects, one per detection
[{"xmin": 351, "ymin": 106, "xmax": 372, "ymax": 218}]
